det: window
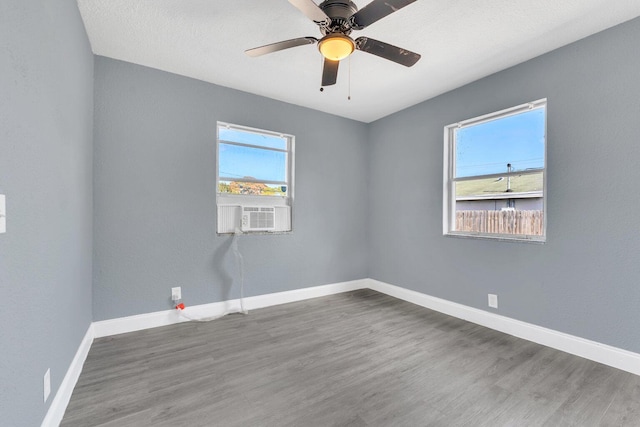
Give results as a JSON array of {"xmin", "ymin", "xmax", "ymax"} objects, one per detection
[
  {"xmin": 216, "ymin": 122, "xmax": 294, "ymax": 234},
  {"xmin": 443, "ymin": 99, "xmax": 547, "ymax": 242}
]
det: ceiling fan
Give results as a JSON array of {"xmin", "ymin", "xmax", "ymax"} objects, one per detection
[{"xmin": 245, "ymin": 0, "xmax": 421, "ymax": 87}]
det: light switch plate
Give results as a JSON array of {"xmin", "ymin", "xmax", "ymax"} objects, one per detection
[{"xmin": 0, "ymin": 195, "xmax": 5, "ymax": 233}]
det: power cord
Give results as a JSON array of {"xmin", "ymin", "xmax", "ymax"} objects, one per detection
[{"xmin": 174, "ymin": 229, "xmax": 248, "ymax": 321}]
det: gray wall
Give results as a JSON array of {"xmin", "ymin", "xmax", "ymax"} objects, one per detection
[
  {"xmin": 93, "ymin": 57, "xmax": 369, "ymax": 320},
  {"xmin": 368, "ymin": 17, "xmax": 640, "ymax": 353},
  {"xmin": 0, "ymin": 0, "xmax": 94, "ymax": 425}
]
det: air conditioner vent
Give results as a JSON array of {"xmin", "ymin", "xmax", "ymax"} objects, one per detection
[{"xmin": 241, "ymin": 206, "xmax": 276, "ymax": 231}]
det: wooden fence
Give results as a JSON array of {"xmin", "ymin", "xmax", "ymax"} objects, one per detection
[{"xmin": 456, "ymin": 210, "xmax": 543, "ymax": 236}]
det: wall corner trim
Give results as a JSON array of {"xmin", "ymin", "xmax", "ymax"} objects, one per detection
[
  {"xmin": 41, "ymin": 324, "xmax": 95, "ymax": 427},
  {"xmin": 367, "ymin": 278, "xmax": 640, "ymax": 377}
]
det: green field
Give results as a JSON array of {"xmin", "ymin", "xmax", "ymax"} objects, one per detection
[{"xmin": 456, "ymin": 172, "xmax": 543, "ymax": 198}]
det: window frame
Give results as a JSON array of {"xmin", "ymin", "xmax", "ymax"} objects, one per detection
[
  {"xmin": 443, "ymin": 99, "xmax": 547, "ymax": 243},
  {"xmin": 216, "ymin": 121, "xmax": 295, "ymax": 205}
]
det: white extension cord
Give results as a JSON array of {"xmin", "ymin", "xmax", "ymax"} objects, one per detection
[
  {"xmin": 231, "ymin": 229, "xmax": 249, "ymax": 315},
  {"xmin": 175, "ymin": 229, "xmax": 248, "ymax": 322}
]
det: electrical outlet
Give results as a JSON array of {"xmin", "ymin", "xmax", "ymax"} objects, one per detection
[
  {"xmin": 488, "ymin": 294, "xmax": 498, "ymax": 309},
  {"xmin": 171, "ymin": 287, "xmax": 181, "ymax": 301},
  {"xmin": 44, "ymin": 368, "xmax": 51, "ymax": 402}
]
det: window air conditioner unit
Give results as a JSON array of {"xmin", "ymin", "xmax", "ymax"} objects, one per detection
[{"xmin": 241, "ymin": 206, "xmax": 276, "ymax": 232}]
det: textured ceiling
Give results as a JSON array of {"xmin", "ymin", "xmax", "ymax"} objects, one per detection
[{"xmin": 77, "ymin": 0, "xmax": 640, "ymax": 123}]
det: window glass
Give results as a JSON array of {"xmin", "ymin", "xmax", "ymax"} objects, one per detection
[
  {"xmin": 219, "ymin": 143, "xmax": 286, "ymax": 183},
  {"xmin": 455, "ymin": 172, "xmax": 544, "ymax": 199},
  {"xmin": 219, "ymin": 128, "xmax": 287, "ymax": 150},
  {"xmin": 218, "ymin": 180, "xmax": 287, "ymax": 196},
  {"xmin": 455, "ymin": 109, "xmax": 545, "ymax": 178},
  {"xmin": 444, "ymin": 100, "xmax": 546, "ymax": 242}
]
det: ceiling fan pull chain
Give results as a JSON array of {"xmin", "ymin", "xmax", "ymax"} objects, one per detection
[{"xmin": 348, "ymin": 55, "xmax": 351, "ymax": 101}]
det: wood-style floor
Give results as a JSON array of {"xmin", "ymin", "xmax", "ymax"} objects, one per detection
[{"xmin": 62, "ymin": 289, "xmax": 640, "ymax": 426}]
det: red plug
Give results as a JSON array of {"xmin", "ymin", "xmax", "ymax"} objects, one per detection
[{"xmin": 175, "ymin": 302, "xmax": 185, "ymax": 310}]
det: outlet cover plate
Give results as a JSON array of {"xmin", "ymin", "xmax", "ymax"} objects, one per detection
[
  {"xmin": 488, "ymin": 294, "xmax": 498, "ymax": 309},
  {"xmin": 171, "ymin": 287, "xmax": 181, "ymax": 301}
]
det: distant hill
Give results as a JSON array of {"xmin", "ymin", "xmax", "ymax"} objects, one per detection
[{"xmin": 219, "ymin": 178, "xmax": 286, "ymax": 196}]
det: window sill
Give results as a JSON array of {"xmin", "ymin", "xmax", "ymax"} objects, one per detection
[{"xmin": 444, "ymin": 231, "xmax": 546, "ymax": 244}]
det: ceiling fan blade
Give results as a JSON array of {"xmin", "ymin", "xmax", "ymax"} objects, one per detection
[
  {"xmin": 355, "ymin": 37, "xmax": 421, "ymax": 67},
  {"xmin": 351, "ymin": 0, "xmax": 417, "ymax": 30},
  {"xmin": 288, "ymin": 0, "xmax": 331, "ymax": 25},
  {"xmin": 322, "ymin": 58, "xmax": 339, "ymax": 86},
  {"xmin": 245, "ymin": 37, "xmax": 317, "ymax": 57}
]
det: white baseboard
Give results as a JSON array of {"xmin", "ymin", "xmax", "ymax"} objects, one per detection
[
  {"xmin": 367, "ymin": 279, "xmax": 640, "ymax": 377},
  {"xmin": 243, "ymin": 279, "xmax": 369, "ymax": 310},
  {"xmin": 41, "ymin": 324, "xmax": 94, "ymax": 427},
  {"xmin": 93, "ymin": 307, "xmax": 187, "ymax": 338},
  {"xmin": 93, "ymin": 279, "xmax": 369, "ymax": 338}
]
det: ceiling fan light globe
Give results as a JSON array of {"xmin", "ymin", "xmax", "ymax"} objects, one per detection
[{"xmin": 318, "ymin": 34, "xmax": 354, "ymax": 61}]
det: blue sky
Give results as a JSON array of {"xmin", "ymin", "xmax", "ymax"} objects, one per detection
[
  {"xmin": 219, "ymin": 128, "xmax": 287, "ymax": 182},
  {"xmin": 455, "ymin": 108, "xmax": 545, "ymax": 178},
  {"xmin": 219, "ymin": 109, "xmax": 544, "ymax": 183}
]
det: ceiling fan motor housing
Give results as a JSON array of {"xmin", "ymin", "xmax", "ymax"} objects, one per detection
[{"xmin": 318, "ymin": 0, "xmax": 358, "ymax": 35}]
